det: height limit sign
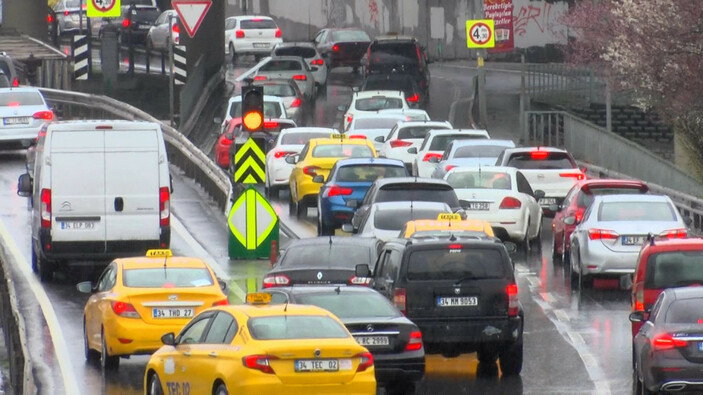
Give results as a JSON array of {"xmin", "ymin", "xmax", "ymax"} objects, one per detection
[{"xmin": 466, "ymin": 19, "xmax": 495, "ymax": 49}]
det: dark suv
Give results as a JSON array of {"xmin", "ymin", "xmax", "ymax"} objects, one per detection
[
  {"xmin": 102, "ymin": 0, "xmax": 160, "ymax": 45},
  {"xmin": 363, "ymin": 35, "xmax": 430, "ymax": 102},
  {"xmin": 364, "ymin": 236, "xmax": 524, "ymax": 375}
]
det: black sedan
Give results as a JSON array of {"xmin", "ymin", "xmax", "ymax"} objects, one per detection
[
  {"xmin": 313, "ymin": 28, "xmax": 371, "ymax": 71},
  {"xmin": 631, "ymin": 286, "xmax": 703, "ymax": 394},
  {"xmin": 262, "ymin": 236, "xmax": 382, "ymax": 287},
  {"xmin": 264, "ymin": 286, "xmax": 425, "ymax": 395}
]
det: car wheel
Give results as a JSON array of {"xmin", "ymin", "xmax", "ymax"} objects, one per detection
[
  {"xmin": 101, "ymin": 327, "xmax": 120, "ymax": 370},
  {"xmin": 214, "ymin": 383, "xmax": 228, "ymax": 395},
  {"xmin": 520, "ymin": 221, "xmax": 531, "ymax": 255},
  {"xmin": 552, "ymin": 234, "xmax": 561, "ymax": 262},
  {"xmin": 146, "ymin": 36, "xmax": 153, "ymax": 51},
  {"xmin": 385, "ymin": 381, "xmax": 416, "ymax": 395},
  {"xmin": 530, "ymin": 220, "xmax": 542, "ymax": 250},
  {"xmin": 569, "ymin": 246, "xmax": 580, "ymax": 287},
  {"xmin": 561, "ymin": 233, "xmax": 570, "ymax": 264},
  {"xmin": 317, "ymin": 208, "xmax": 334, "ymax": 236},
  {"xmin": 498, "ymin": 341, "xmax": 523, "ymax": 375},
  {"xmin": 268, "ymin": 185, "xmax": 279, "ymax": 200},
  {"xmin": 288, "ymin": 192, "xmax": 296, "ymax": 216},
  {"xmin": 36, "ymin": 249, "xmax": 53, "ymax": 282},
  {"xmin": 31, "ymin": 244, "xmax": 38, "ymax": 273},
  {"xmin": 578, "ymin": 254, "xmax": 593, "ymax": 289},
  {"xmin": 229, "ymin": 43, "xmax": 236, "ymax": 64},
  {"xmin": 296, "ymin": 199, "xmax": 306, "ymax": 219},
  {"xmin": 477, "ymin": 345, "xmax": 498, "ymax": 364},
  {"xmin": 83, "ymin": 318, "xmax": 99, "ymax": 362},
  {"xmin": 147, "ymin": 372, "xmax": 164, "ymax": 395}
]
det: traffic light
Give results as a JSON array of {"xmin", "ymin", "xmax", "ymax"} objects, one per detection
[{"xmin": 241, "ymin": 85, "xmax": 264, "ymax": 133}]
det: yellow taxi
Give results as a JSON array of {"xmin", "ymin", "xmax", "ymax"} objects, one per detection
[
  {"xmin": 78, "ymin": 249, "xmax": 228, "ymax": 370},
  {"xmin": 287, "ymin": 134, "xmax": 376, "ymax": 218},
  {"xmin": 143, "ymin": 293, "xmax": 376, "ymax": 395},
  {"xmin": 399, "ymin": 213, "xmax": 495, "ymax": 238}
]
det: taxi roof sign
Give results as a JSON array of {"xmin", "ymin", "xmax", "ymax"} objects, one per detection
[
  {"xmin": 145, "ymin": 249, "xmax": 173, "ymax": 258},
  {"xmin": 246, "ymin": 292, "xmax": 272, "ymax": 305},
  {"xmin": 330, "ymin": 133, "xmax": 346, "ymax": 139},
  {"xmin": 437, "ymin": 213, "xmax": 462, "ymax": 221}
]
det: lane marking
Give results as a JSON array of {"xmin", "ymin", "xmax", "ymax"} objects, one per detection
[{"xmin": 0, "ymin": 218, "xmax": 81, "ymax": 395}]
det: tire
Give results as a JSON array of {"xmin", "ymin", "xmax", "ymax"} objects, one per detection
[
  {"xmin": 386, "ymin": 381, "xmax": 416, "ymax": 395},
  {"xmin": 31, "ymin": 244, "xmax": 38, "ymax": 273},
  {"xmin": 148, "ymin": 372, "xmax": 164, "ymax": 395},
  {"xmin": 561, "ymin": 233, "xmax": 570, "ymax": 264},
  {"xmin": 84, "ymin": 319, "xmax": 99, "ymax": 362},
  {"xmin": 477, "ymin": 346, "xmax": 498, "ymax": 364},
  {"xmin": 577, "ymin": 252, "xmax": 593, "ymax": 289},
  {"xmin": 498, "ymin": 341, "xmax": 523, "ymax": 376},
  {"xmin": 101, "ymin": 328, "xmax": 120, "ymax": 370},
  {"xmin": 520, "ymin": 221, "xmax": 531, "ymax": 255},
  {"xmin": 295, "ymin": 199, "xmax": 306, "ymax": 219},
  {"xmin": 35, "ymin": 246, "xmax": 53, "ymax": 282},
  {"xmin": 288, "ymin": 193, "xmax": 296, "ymax": 216},
  {"xmin": 552, "ymin": 235, "xmax": 561, "ymax": 262},
  {"xmin": 530, "ymin": 220, "xmax": 542, "ymax": 250},
  {"xmin": 317, "ymin": 208, "xmax": 334, "ymax": 236},
  {"xmin": 229, "ymin": 43, "xmax": 236, "ymax": 64},
  {"xmin": 214, "ymin": 383, "xmax": 228, "ymax": 395}
]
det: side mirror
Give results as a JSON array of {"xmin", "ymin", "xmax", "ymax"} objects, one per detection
[
  {"xmin": 213, "ymin": 117, "xmax": 222, "ymax": 124},
  {"xmin": 352, "ymin": 86, "xmax": 359, "ymax": 92},
  {"xmin": 17, "ymin": 173, "xmax": 32, "ymax": 197},
  {"xmin": 458, "ymin": 199, "xmax": 470, "ymax": 210},
  {"xmin": 684, "ymin": 216, "xmax": 693, "ymax": 226},
  {"xmin": 76, "ymin": 281, "xmax": 93, "ymax": 293},
  {"xmin": 355, "ymin": 264, "xmax": 370, "ymax": 277},
  {"xmin": 345, "ymin": 199, "xmax": 359, "ymax": 208},
  {"xmin": 337, "ymin": 105, "xmax": 346, "ymax": 112},
  {"xmin": 534, "ymin": 190, "xmax": 546, "ymax": 199},
  {"xmin": 341, "ymin": 223, "xmax": 354, "ymax": 233},
  {"xmin": 285, "ymin": 155, "xmax": 297, "ymax": 164},
  {"xmin": 563, "ymin": 215, "xmax": 577, "ymax": 225},
  {"xmin": 428, "ymin": 156, "xmax": 439, "ymax": 164},
  {"xmin": 224, "ymin": 132, "xmax": 234, "ymax": 141},
  {"xmin": 161, "ymin": 332, "xmax": 176, "ymax": 346},
  {"xmin": 629, "ymin": 311, "xmax": 645, "ymax": 323},
  {"xmin": 218, "ymin": 279, "xmax": 228, "ymax": 293},
  {"xmin": 312, "ymin": 175, "xmax": 324, "ymax": 183},
  {"xmin": 548, "ymin": 204, "xmax": 560, "ymax": 213},
  {"xmin": 21, "ymin": 139, "xmax": 35, "ymax": 148},
  {"xmin": 374, "ymin": 136, "xmax": 385, "ymax": 143},
  {"xmin": 407, "ymin": 147, "xmax": 417, "ymax": 154}
]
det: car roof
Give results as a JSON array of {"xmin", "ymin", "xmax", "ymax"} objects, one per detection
[
  {"xmin": 273, "ymin": 285, "xmax": 382, "ymax": 296},
  {"xmin": 353, "ymin": 90, "xmax": 405, "ymax": 99},
  {"xmin": 267, "ymin": 56, "xmax": 306, "ymax": 63},
  {"xmin": 372, "ymin": 34, "xmax": 418, "ymax": 43},
  {"xmin": 385, "ymin": 236, "xmax": 506, "ymax": 249},
  {"xmin": 308, "ymin": 137, "xmax": 374, "ymax": 147},
  {"xmin": 592, "ymin": 193, "xmax": 671, "ymax": 204},
  {"xmin": 395, "ymin": 120, "xmax": 452, "ymax": 128},
  {"xmin": 449, "ymin": 139, "xmax": 515, "ymax": 148},
  {"xmin": 372, "ymin": 176, "xmax": 451, "ymax": 187},
  {"xmin": 351, "ymin": 113, "xmax": 406, "ymax": 121},
  {"xmin": 576, "ymin": 179, "xmax": 647, "ymax": 189},
  {"xmin": 281, "ymin": 127, "xmax": 337, "ymax": 135},
  {"xmin": 0, "ymin": 87, "xmax": 42, "ymax": 94},
  {"xmin": 665, "ymin": 286, "xmax": 703, "ymax": 301},
  {"xmin": 284, "ymin": 236, "xmax": 380, "ymax": 248},
  {"xmin": 334, "ymin": 157, "xmax": 405, "ymax": 167},
  {"xmin": 427, "ymin": 129, "xmax": 489, "ymax": 136},
  {"xmin": 231, "ymin": 15, "xmax": 275, "ymax": 21},
  {"xmin": 642, "ymin": 237, "xmax": 703, "ymax": 252},
  {"xmin": 274, "ymin": 42, "xmax": 315, "ymax": 48},
  {"xmin": 503, "ymin": 146, "xmax": 568, "ymax": 154},
  {"xmin": 370, "ymin": 201, "xmax": 451, "ymax": 210},
  {"xmin": 445, "ymin": 166, "xmax": 517, "ymax": 176},
  {"xmin": 365, "ymin": 73, "xmax": 415, "ymax": 81}
]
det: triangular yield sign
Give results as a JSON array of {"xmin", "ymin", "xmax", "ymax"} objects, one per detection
[{"xmin": 172, "ymin": 0, "xmax": 212, "ymax": 38}]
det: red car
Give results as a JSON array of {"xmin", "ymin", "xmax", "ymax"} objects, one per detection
[
  {"xmin": 551, "ymin": 179, "xmax": 648, "ymax": 262},
  {"xmin": 631, "ymin": 238, "xmax": 703, "ymax": 338}
]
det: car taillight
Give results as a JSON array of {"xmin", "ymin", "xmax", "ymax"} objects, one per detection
[
  {"xmin": 445, "ymin": 165, "xmax": 456, "ymax": 172},
  {"xmin": 40, "ymin": 188, "xmax": 51, "ymax": 228},
  {"xmin": 405, "ymin": 331, "xmax": 423, "ymax": 351},
  {"xmin": 235, "ymin": 29, "xmax": 245, "ymax": 38},
  {"xmin": 659, "ymin": 228, "xmax": 687, "ymax": 239},
  {"xmin": 273, "ymin": 150, "xmax": 294, "ymax": 158},
  {"xmin": 111, "ymin": 301, "xmax": 140, "ymax": 318},
  {"xmin": 406, "ymin": 93, "xmax": 419, "ymax": 103},
  {"xmin": 507, "ymin": 283, "xmax": 518, "ymax": 317},
  {"xmin": 159, "ymin": 187, "xmax": 170, "ymax": 227},
  {"xmin": 394, "ymin": 288, "xmax": 406, "ymax": 315},
  {"xmin": 327, "ymin": 184, "xmax": 352, "ymax": 197},
  {"xmin": 348, "ymin": 134, "xmax": 365, "ymax": 139},
  {"xmin": 415, "ymin": 45, "xmax": 423, "ymax": 71},
  {"xmin": 64, "ymin": 10, "xmax": 69, "ymax": 16},
  {"xmin": 652, "ymin": 333, "xmax": 687, "ymax": 351},
  {"xmin": 172, "ymin": 24, "xmax": 179, "ymax": 33},
  {"xmin": 292, "ymin": 75, "xmax": 306, "ymax": 81},
  {"xmin": 274, "ymin": 28, "xmax": 281, "ymax": 38},
  {"xmin": 212, "ymin": 299, "xmax": 229, "ymax": 306},
  {"xmin": 355, "ymin": 352, "xmax": 373, "ymax": 372},
  {"xmin": 332, "ymin": 44, "xmax": 339, "ymax": 51},
  {"xmin": 310, "ymin": 59, "xmax": 323, "ymax": 66},
  {"xmin": 290, "ymin": 98, "xmax": 301, "ymax": 108},
  {"xmin": 574, "ymin": 211, "xmax": 583, "ymax": 223},
  {"xmin": 389, "ymin": 139, "xmax": 411, "ymax": 148},
  {"xmin": 349, "ymin": 276, "xmax": 372, "ymax": 285},
  {"xmin": 33, "ymin": 111, "xmax": 53, "ymax": 121},
  {"xmin": 121, "ymin": 18, "xmax": 130, "ymax": 28},
  {"xmin": 303, "ymin": 166, "xmax": 319, "ymax": 176},
  {"xmin": 263, "ymin": 121, "xmax": 279, "ymax": 129},
  {"xmin": 243, "ymin": 355, "xmax": 277, "ymax": 374},
  {"xmin": 499, "ymin": 197, "xmax": 521, "ymax": 209},
  {"xmin": 422, "ymin": 153, "xmax": 442, "ymax": 162},
  {"xmin": 588, "ymin": 228, "xmax": 619, "ymax": 240},
  {"xmin": 11, "ymin": 77, "xmax": 18, "ymax": 87},
  {"xmin": 529, "ymin": 151, "xmax": 548, "ymax": 160},
  {"xmin": 253, "ymin": 75, "xmax": 267, "ymax": 81},
  {"xmin": 262, "ymin": 274, "xmax": 290, "ymax": 288},
  {"xmin": 560, "ymin": 172, "xmax": 585, "ymax": 180},
  {"xmin": 634, "ymin": 286, "xmax": 644, "ymax": 311},
  {"xmin": 345, "ymin": 114, "xmax": 353, "ymax": 124},
  {"xmin": 47, "ymin": 14, "xmax": 53, "ymax": 23}
]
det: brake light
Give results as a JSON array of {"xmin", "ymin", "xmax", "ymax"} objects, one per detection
[
  {"xmin": 172, "ymin": 24, "xmax": 179, "ymax": 33},
  {"xmin": 292, "ymin": 75, "xmax": 306, "ymax": 81},
  {"xmin": 394, "ymin": 288, "xmax": 406, "ymax": 315},
  {"xmin": 499, "ymin": 197, "xmax": 521, "ymax": 209},
  {"xmin": 560, "ymin": 172, "xmax": 585, "ymax": 180},
  {"xmin": 235, "ymin": 29, "xmax": 245, "ymax": 38},
  {"xmin": 652, "ymin": 333, "xmax": 687, "ymax": 351},
  {"xmin": 507, "ymin": 284, "xmax": 518, "ymax": 317},
  {"xmin": 262, "ymin": 274, "xmax": 290, "ymax": 288},
  {"xmin": 33, "ymin": 111, "xmax": 54, "ymax": 121},
  {"xmin": 212, "ymin": 299, "xmax": 229, "ymax": 306},
  {"xmin": 253, "ymin": 75, "xmax": 267, "ymax": 81},
  {"xmin": 448, "ymin": 244, "xmax": 462, "ymax": 249},
  {"xmin": 273, "ymin": 150, "xmax": 294, "ymax": 158},
  {"xmin": 348, "ymin": 134, "xmax": 365, "ymax": 139},
  {"xmin": 405, "ymin": 331, "xmax": 423, "ymax": 351},
  {"xmin": 121, "ymin": 18, "xmax": 130, "ymax": 28},
  {"xmin": 310, "ymin": 59, "xmax": 323, "ymax": 66},
  {"xmin": 302, "ymin": 166, "xmax": 319, "ymax": 176},
  {"xmin": 355, "ymin": 352, "xmax": 373, "ymax": 372},
  {"xmin": 345, "ymin": 114, "xmax": 353, "ymax": 124},
  {"xmin": 349, "ymin": 276, "xmax": 372, "ymax": 285},
  {"xmin": 574, "ymin": 211, "xmax": 583, "ymax": 224},
  {"xmin": 47, "ymin": 14, "xmax": 53, "ymax": 23},
  {"xmin": 274, "ymin": 28, "xmax": 281, "ymax": 38},
  {"xmin": 389, "ymin": 139, "xmax": 411, "ymax": 148},
  {"xmin": 332, "ymin": 44, "xmax": 339, "ymax": 51},
  {"xmin": 111, "ymin": 301, "xmax": 140, "ymax": 318},
  {"xmin": 529, "ymin": 151, "xmax": 549, "ymax": 160},
  {"xmin": 7, "ymin": 102, "xmax": 18, "ymax": 107},
  {"xmin": 588, "ymin": 228, "xmax": 619, "ymax": 240},
  {"xmin": 406, "ymin": 93, "xmax": 419, "ymax": 103},
  {"xmin": 40, "ymin": 188, "xmax": 51, "ymax": 228},
  {"xmin": 290, "ymin": 98, "xmax": 301, "ymax": 108},
  {"xmin": 327, "ymin": 184, "xmax": 352, "ymax": 197},
  {"xmin": 263, "ymin": 121, "xmax": 279, "ymax": 129},
  {"xmin": 242, "ymin": 355, "xmax": 277, "ymax": 374},
  {"xmin": 64, "ymin": 10, "xmax": 69, "ymax": 16},
  {"xmin": 422, "ymin": 153, "xmax": 442, "ymax": 162},
  {"xmin": 659, "ymin": 228, "xmax": 687, "ymax": 239},
  {"xmin": 159, "ymin": 187, "xmax": 170, "ymax": 227},
  {"xmin": 445, "ymin": 165, "xmax": 456, "ymax": 172},
  {"xmin": 415, "ymin": 45, "xmax": 423, "ymax": 71}
]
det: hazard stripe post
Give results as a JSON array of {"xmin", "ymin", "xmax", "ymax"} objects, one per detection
[
  {"xmin": 73, "ymin": 34, "xmax": 89, "ymax": 80},
  {"xmin": 228, "ymin": 186, "xmax": 279, "ymax": 259}
]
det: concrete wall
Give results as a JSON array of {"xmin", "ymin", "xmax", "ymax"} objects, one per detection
[
  {"xmin": 2, "ymin": 0, "xmax": 47, "ymax": 40},
  {"xmin": 225, "ymin": 0, "xmax": 568, "ymax": 60}
]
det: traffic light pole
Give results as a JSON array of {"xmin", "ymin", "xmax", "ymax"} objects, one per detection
[{"xmin": 169, "ymin": 15, "xmax": 176, "ymax": 127}]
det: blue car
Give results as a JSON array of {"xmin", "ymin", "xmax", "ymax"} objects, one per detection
[{"xmin": 316, "ymin": 157, "xmax": 408, "ymax": 235}]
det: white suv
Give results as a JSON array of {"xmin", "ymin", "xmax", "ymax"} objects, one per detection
[
  {"xmin": 224, "ymin": 16, "xmax": 282, "ymax": 62},
  {"xmin": 412, "ymin": 129, "xmax": 490, "ymax": 178},
  {"xmin": 339, "ymin": 90, "xmax": 408, "ymax": 130},
  {"xmin": 378, "ymin": 120, "xmax": 452, "ymax": 170}
]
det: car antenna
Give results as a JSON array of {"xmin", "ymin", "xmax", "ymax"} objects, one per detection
[
  {"xmin": 329, "ymin": 236, "xmax": 333, "ymax": 248},
  {"xmin": 335, "ymin": 286, "xmax": 341, "ymax": 295}
]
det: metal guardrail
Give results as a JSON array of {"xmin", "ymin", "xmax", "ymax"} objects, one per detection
[{"xmin": 0, "ymin": 256, "xmax": 33, "ymax": 394}]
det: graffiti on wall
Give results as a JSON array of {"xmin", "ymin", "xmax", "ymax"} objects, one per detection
[
  {"xmin": 512, "ymin": 1, "xmax": 567, "ymax": 47},
  {"xmin": 368, "ymin": 0, "xmax": 379, "ymax": 29}
]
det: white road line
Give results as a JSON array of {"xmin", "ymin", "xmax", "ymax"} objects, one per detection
[{"xmin": 0, "ymin": 218, "xmax": 81, "ymax": 395}]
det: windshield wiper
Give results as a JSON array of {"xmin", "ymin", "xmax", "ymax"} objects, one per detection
[{"xmin": 454, "ymin": 274, "xmax": 475, "ymax": 285}]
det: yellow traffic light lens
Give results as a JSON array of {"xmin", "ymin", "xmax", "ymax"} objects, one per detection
[{"xmin": 243, "ymin": 111, "xmax": 263, "ymax": 131}]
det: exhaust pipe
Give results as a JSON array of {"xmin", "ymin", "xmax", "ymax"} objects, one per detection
[{"xmin": 661, "ymin": 382, "xmax": 686, "ymax": 392}]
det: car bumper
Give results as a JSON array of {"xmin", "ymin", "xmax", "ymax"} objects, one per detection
[
  {"xmin": 580, "ymin": 242, "xmax": 639, "ymax": 275},
  {"xmin": 232, "ymin": 39, "xmax": 283, "ymax": 55},
  {"xmin": 647, "ymin": 356, "xmax": 703, "ymax": 393},
  {"xmin": 374, "ymin": 352, "xmax": 425, "ymax": 385},
  {"xmin": 412, "ymin": 316, "xmax": 523, "ymax": 353},
  {"xmin": 269, "ymin": 164, "xmax": 294, "ymax": 188},
  {"xmin": 294, "ymin": 179, "xmax": 323, "ymax": 202},
  {"xmin": 105, "ymin": 318, "xmax": 189, "ymax": 356},
  {"xmin": 460, "ymin": 210, "xmax": 526, "ymax": 241},
  {"xmin": 235, "ymin": 370, "xmax": 376, "ymax": 395},
  {"xmin": 320, "ymin": 203, "xmax": 355, "ymax": 226},
  {"xmin": 0, "ymin": 125, "xmax": 43, "ymax": 145},
  {"xmin": 38, "ymin": 227, "xmax": 170, "ymax": 261}
]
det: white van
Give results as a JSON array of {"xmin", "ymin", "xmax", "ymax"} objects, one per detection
[{"xmin": 17, "ymin": 120, "xmax": 172, "ymax": 281}]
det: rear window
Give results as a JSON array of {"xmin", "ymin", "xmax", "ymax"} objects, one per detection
[
  {"xmin": 0, "ymin": 74, "xmax": 9, "ymax": 88},
  {"xmin": 369, "ymin": 43, "xmax": 419, "ymax": 65},
  {"xmin": 281, "ymin": 245, "xmax": 373, "ymax": 267},
  {"xmin": 248, "ymin": 315, "xmax": 348, "ymax": 340},
  {"xmin": 598, "ymin": 201, "xmax": 676, "ymax": 221},
  {"xmin": 296, "ymin": 292, "xmax": 400, "ymax": 319},
  {"xmin": 311, "ymin": 144, "xmax": 373, "ymax": 158},
  {"xmin": 363, "ymin": 78, "xmax": 413, "ymax": 93},
  {"xmin": 229, "ymin": 102, "xmax": 282, "ymax": 118},
  {"xmin": 0, "ymin": 92, "xmax": 44, "ymax": 106},
  {"xmin": 335, "ymin": 165, "xmax": 406, "ymax": 182},
  {"xmin": 506, "ymin": 152, "xmax": 576, "ymax": 170},
  {"xmin": 355, "ymin": 97, "xmax": 404, "ymax": 111},
  {"xmin": 429, "ymin": 134, "xmax": 488, "ymax": 151},
  {"xmin": 454, "ymin": 145, "xmax": 509, "ymax": 159},
  {"xmin": 644, "ymin": 251, "xmax": 703, "ymax": 289},
  {"xmin": 122, "ymin": 268, "xmax": 213, "ymax": 288},
  {"xmin": 240, "ymin": 19, "xmax": 277, "ymax": 29},
  {"xmin": 406, "ymin": 248, "xmax": 505, "ymax": 281},
  {"xmin": 274, "ymin": 47, "xmax": 316, "ymax": 58},
  {"xmin": 259, "ymin": 60, "xmax": 302, "ymax": 72},
  {"xmin": 280, "ymin": 132, "xmax": 329, "ymax": 145},
  {"xmin": 576, "ymin": 186, "xmax": 647, "ymax": 208},
  {"xmin": 397, "ymin": 126, "xmax": 447, "ymax": 140},
  {"xmin": 259, "ymin": 84, "xmax": 296, "ymax": 97},
  {"xmin": 665, "ymin": 299, "xmax": 703, "ymax": 324},
  {"xmin": 353, "ymin": 118, "xmax": 401, "ymax": 129},
  {"xmin": 374, "ymin": 208, "xmax": 448, "ymax": 231},
  {"xmin": 332, "ymin": 30, "xmax": 371, "ymax": 42},
  {"xmin": 377, "ymin": 185, "xmax": 458, "ymax": 207},
  {"xmin": 446, "ymin": 171, "xmax": 511, "ymax": 190}
]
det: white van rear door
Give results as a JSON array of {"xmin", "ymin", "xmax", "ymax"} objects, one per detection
[
  {"xmin": 104, "ymin": 129, "xmax": 161, "ymax": 241},
  {"xmin": 50, "ymin": 130, "xmax": 107, "ymax": 244}
]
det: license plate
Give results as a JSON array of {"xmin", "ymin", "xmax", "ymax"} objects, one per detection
[
  {"xmin": 354, "ymin": 336, "xmax": 389, "ymax": 346},
  {"xmin": 139, "ymin": 24, "xmax": 151, "ymax": 29},
  {"xmin": 622, "ymin": 236, "xmax": 645, "ymax": 245},
  {"xmin": 437, "ymin": 296, "xmax": 479, "ymax": 307},
  {"xmin": 152, "ymin": 307, "xmax": 194, "ymax": 319},
  {"xmin": 3, "ymin": 117, "xmax": 30, "ymax": 125},
  {"xmin": 465, "ymin": 202, "xmax": 489, "ymax": 211},
  {"xmin": 295, "ymin": 359, "xmax": 339, "ymax": 372},
  {"xmin": 60, "ymin": 221, "xmax": 96, "ymax": 230},
  {"xmin": 253, "ymin": 42, "xmax": 269, "ymax": 48},
  {"xmin": 539, "ymin": 198, "xmax": 557, "ymax": 205}
]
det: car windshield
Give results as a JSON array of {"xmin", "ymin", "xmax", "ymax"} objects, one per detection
[
  {"xmin": 331, "ymin": 30, "xmax": 371, "ymax": 42},
  {"xmin": 373, "ymin": 208, "xmax": 448, "ymax": 231},
  {"xmin": 644, "ymin": 251, "xmax": 703, "ymax": 289},
  {"xmin": 376, "ymin": 185, "xmax": 458, "ymax": 206},
  {"xmin": 598, "ymin": 201, "xmax": 676, "ymax": 221},
  {"xmin": 240, "ymin": 19, "xmax": 277, "ymax": 29},
  {"xmin": 506, "ymin": 152, "xmax": 576, "ymax": 169},
  {"xmin": 454, "ymin": 145, "xmax": 509, "ymax": 158},
  {"xmin": 353, "ymin": 118, "xmax": 401, "ymax": 129},
  {"xmin": 369, "ymin": 43, "xmax": 418, "ymax": 65},
  {"xmin": 577, "ymin": 186, "xmax": 647, "ymax": 208},
  {"xmin": 407, "ymin": 248, "xmax": 505, "ymax": 280},
  {"xmin": 274, "ymin": 47, "xmax": 316, "ymax": 58},
  {"xmin": 311, "ymin": 144, "xmax": 373, "ymax": 158},
  {"xmin": 335, "ymin": 164, "xmax": 406, "ymax": 182},
  {"xmin": 429, "ymin": 134, "xmax": 488, "ymax": 150},
  {"xmin": 446, "ymin": 171, "xmax": 512, "ymax": 190},
  {"xmin": 280, "ymin": 132, "xmax": 330, "ymax": 145},
  {"xmin": 296, "ymin": 292, "xmax": 400, "ymax": 318},
  {"xmin": 0, "ymin": 92, "xmax": 44, "ymax": 106},
  {"xmin": 259, "ymin": 84, "xmax": 296, "ymax": 97},
  {"xmin": 229, "ymin": 102, "xmax": 282, "ymax": 118},
  {"xmin": 355, "ymin": 97, "xmax": 403, "ymax": 111},
  {"xmin": 397, "ymin": 126, "xmax": 447, "ymax": 140},
  {"xmin": 122, "ymin": 268, "xmax": 213, "ymax": 288},
  {"xmin": 665, "ymin": 298, "xmax": 703, "ymax": 324},
  {"xmin": 259, "ymin": 60, "xmax": 302, "ymax": 72},
  {"xmin": 248, "ymin": 315, "xmax": 349, "ymax": 340},
  {"xmin": 281, "ymin": 244, "xmax": 372, "ymax": 267}
]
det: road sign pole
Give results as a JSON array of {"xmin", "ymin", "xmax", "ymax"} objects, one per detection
[
  {"xmin": 168, "ymin": 15, "xmax": 175, "ymax": 127},
  {"xmin": 477, "ymin": 50, "xmax": 487, "ymax": 128}
]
